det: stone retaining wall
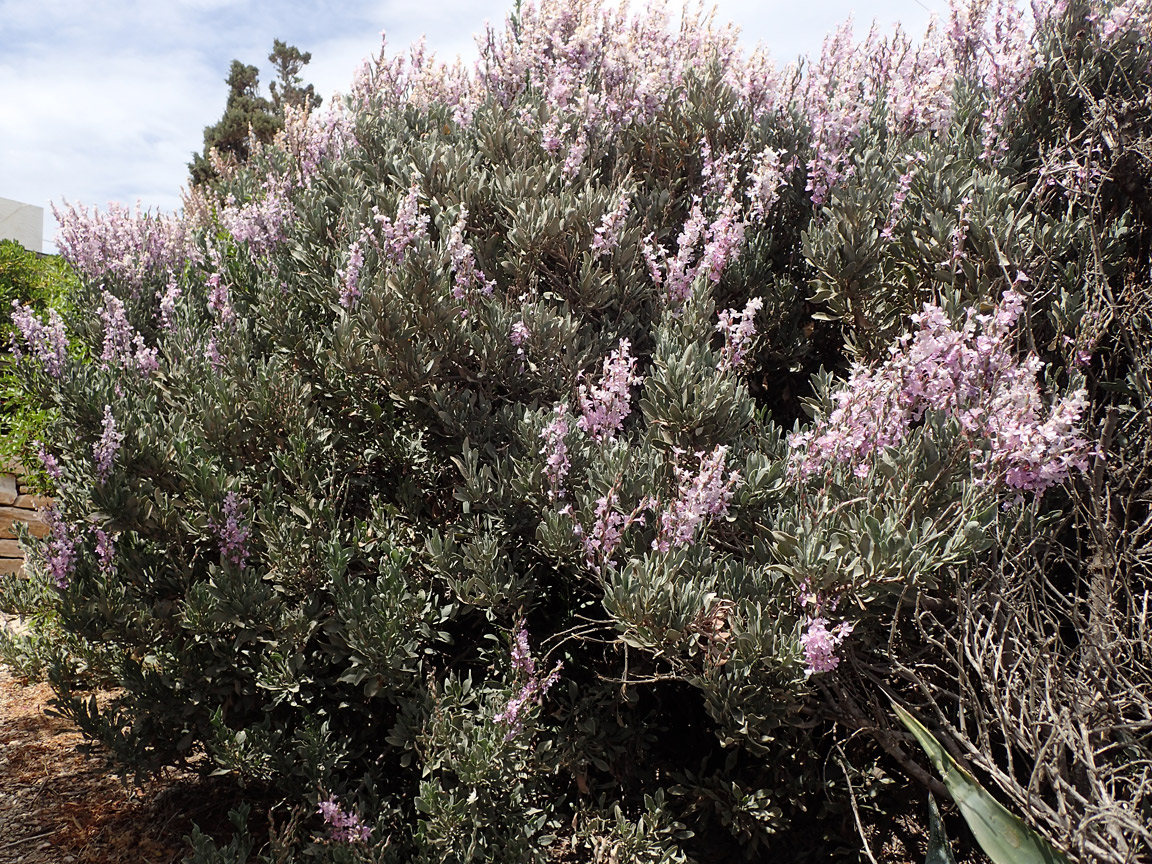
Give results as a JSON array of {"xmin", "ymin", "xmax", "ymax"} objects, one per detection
[{"xmin": 0, "ymin": 464, "xmax": 48, "ymax": 576}]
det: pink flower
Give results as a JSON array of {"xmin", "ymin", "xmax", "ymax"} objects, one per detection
[
  {"xmin": 654, "ymin": 446, "xmax": 742, "ymax": 552},
  {"xmin": 581, "ymin": 489, "xmax": 648, "ymax": 569},
  {"xmin": 10, "ymin": 303, "xmax": 68, "ymax": 378},
  {"xmin": 716, "ymin": 297, "xmax": 764, "ymax": 372},
  {"xmin": 36, "ymin": 442, "xmax": 62, "ymax": 480},
  {"xmin": 40, "ymin": 504, "xmax": 78, "ymax": 589},
  {"xmin": 446, "ymin": 207, "xmax": 495, "ymax": 302},
  {"xmin": 157, "ymin": 278, "xmax": 182, "ymax": 330},
  {"xmin": 281, "ymin": 101, "xmax": 355, "ymax": 186},
  {"xmin": 881, "ymin": 152, "xmax": 925, "ymax": 241},
  {"xmin": 787, "ymin": 290, "xmax": 1091, "ymax": 498},
  {"xmin": 99, "ymin": 293, "xmax": 158, "ymax": 376},
  {"xmin": 510, "ymin": 320, "xmax": 530, "ymax": 353},
  {"xmin": 701, "ymin": 193, "xmax": 746, "ymax": 284},
  {"xmin": 746, "ymin": 147, "xmax": 786, "ymax": 221},
  {"xmin": 494, "ymin": 620, "xmax": 562, "ymax": 740},
  {"xmin": 317, "ymin": 796, "xmax": 372, "ymax": 844},
  {"xmin": 93, "ymin": 405, "xmax": 123, "ymax": 483},
  {"xmin": 93, "ymin": 528, "xmax": 116, "ymax": 576},
  {"xmin": 210, "ymin": 492, "xmax": 251, "ymax": 569},
  {"xmin": 577, "ymin": 339, "xmax": 642, "ymax": 441},
  {"xmin": 374, "ymin": 183, "xmax": 429, "ymax": 264},
  {"xmin": 800, "ymin": 616, "xmax": 854, "ymax": 675},
  {"xmin": 338, "ymin": 227, "xmax": 371, "ymax": 309},
  {"xmin": 219, "ymin": 173, "xmax": 292, "ymax": 256},
  {"xmin": 52, "ymin": 200, "xmax": 197, "ymax": 293},
  {"xmin": 539, "ymin": 404, "xmax": 571, "ymax": 500},
  {"xmin": 205, "ymin": 336, "xmax": 224, "ymax": 369},
  {"xmin": 591, "ymin": 194, "xmax": 631, "ymax": 256},
  {"xmin": 205, "ymin": 273, "xmax": 235, "ymax": 325}
]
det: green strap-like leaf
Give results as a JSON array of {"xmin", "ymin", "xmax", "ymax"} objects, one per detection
[
  {"xmin": 893, "ymin": 702, "xmax": 1071, "ymax": 864},
  {"xmin": 925, "ymin": 793, "xmax": 958, "ymax": 864}
]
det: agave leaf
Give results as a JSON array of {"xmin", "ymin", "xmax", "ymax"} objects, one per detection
[
  {"xmin": 925, "ymin": 793, "xmax": 958, "ymax": 864},
  {"xmin": 893, "ymin": 702, "xmax": 1071, "ymax": 864}
]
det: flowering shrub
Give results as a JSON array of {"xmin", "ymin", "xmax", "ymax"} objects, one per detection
[{"xmin": 6, "ymin": 1, "xmax": 1152, "ymax": 862}]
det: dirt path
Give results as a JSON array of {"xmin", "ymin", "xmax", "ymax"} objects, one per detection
[{"xmin": 0, "ymin": 665, "xmax": 190, "ymax": 863}]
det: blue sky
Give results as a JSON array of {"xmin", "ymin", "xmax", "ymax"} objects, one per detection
[{"xmin": 0, "ymin": 0, "xmax": 943, "ymax": 251}]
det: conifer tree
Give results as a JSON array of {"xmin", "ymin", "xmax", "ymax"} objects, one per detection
[{"xmin": 189, "ymin": 41, "xmax": 319, "ymax": 186}]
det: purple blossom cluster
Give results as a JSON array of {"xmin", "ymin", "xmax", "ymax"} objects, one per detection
[
  {"xmin": 643, "ymin": 202, "xmax": 707, "ymax": 305},
  {"xmin": 374, "ymin": 184, "xmax": 430, "ymax": 265},
  {"xmin": 338, "ymin": 227, "xmax": 371, "ymax": 309},
  {"xmin": 576, "ymin": 339, "xmax": 641, "ymax": 441},
  {"xmin": 796, "ymin": 585, "xmax": 855, "ymax": 675},
  {"xmin": 716, "ymin": 297, "xmax": 764, "ymax": 373},
  {"xmin": 36, "ymin": 442, "xmax": 62, "ymax": 480},
  {"xmin": 281, "ymin": 102, "xmax": 356, "ymax": 186},
  {"xmin": 787, "ymin": 290, "xmax": 1091, "ymax": 495},
  {"xmin": 800, "ymin": 616, "xmax": 855, "ymax": 675},
  {"xmin": 210, "ymin": 492, "xmax": 251, "ymax": 569},
  {"xmin": 40, "ymin": 504, "xmax": 78, "ymax": 590},
  {"xmin": 802, "ymin": 22, "xmax": 887, "ymax": 206},
  {"xmin": 1099, "ymin": 0, "xmax": 1152, "ymax": 43},
  {"xmin": 157, "ymin": 278, "xmax": 182, "ymax": 331},
  {"xmin": 351, "ymin": 34, "xmax": 475, "ymax": 125},
  {"xmin": 700, "ymin": 194, "xmax": 746, "ymax": 284},
  {"xmin": 576, "ymin": 490, "xmax": 650, "ymax": 571},
  {"xmin": 653, "ymin": 446, "xmax": 742, "ymax": 552},
  {"xmin": 99, "ymin": 292, "xmax": 159, "ymax": 375},
  {"xmin": 745, "ymin": 147, "xmax": 790, "ymax": 221},
  {"xmin": 590, "ymin": 194, "xmax": 630, "ymax": 257},
  {"xmin": 510, "ymin": 320, "xmax": 530, "ymax": 355},
  {"xmin": 446, "ymin": 207, "xmax": 495, "ymax": 303},
  {"xmin": 205, "ymin": 272, "xmax": 235, "ymax": 325},
  {"xmin": 10, "ymin": 303, "xmax": 68, "ymax": 378},
  {"xmin": 219, "ymin": 173, "xmax": 293, "ymax": 256},
  {"xmin": 952, "ymin": 1, "xmax": 1039, "ymax": 160},
  {"xmin": 801, "ymin": 0, "xmax": 1039, "ymax": 203},
  {"xmin": 643, "ymin": 191, "xmax": 747, "ymax": 305},
  {"xmin": 93, "ymin": 405, "xmax": 124, "ymax": 484},
  {"xmin": 884, "ymin": 20, "xmax": 957, "ymax": 136},
  {"xmin": 950, "ymin": 195, "xmax": 972, "ymax": 264},
  {"xmin": 351, "ymin": 1, "xmax": 774, "ymax": 169},
  {"xmin": 539, "ymin": 404, "xmax": 571, "ymax": 499},
  {"xmin": 317, "ymin": 795, "xmax": 372, "ymax": 844},
  {"xmin": 204, "ymin": 336, "xmax": 224, "ymax": 369},
  {"xmin": 494, "ymin": 620, "xmax": 562, "ymax": 741},
  {"xmin": 93, "ymin": 528, "xmax": 116, "ymax": 576},
  {"xmin": 474, "ymin": 1, "xmax": 749, "ymax": 155},
  {"xmin": 318, "ymin": 1, "xmax": 1089, "ymax": 233},
  {"xmin": 881, "ymin": 152, "xmax": 925, "ymax": 241},
  {"xmin": 52, "ymin": 200, "xmax": 197, "ymax": 293}
]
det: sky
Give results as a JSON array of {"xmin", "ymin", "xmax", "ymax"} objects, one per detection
[{"xmin": 0, "ymin": 0, "xmax": 945, "ymax": 252}]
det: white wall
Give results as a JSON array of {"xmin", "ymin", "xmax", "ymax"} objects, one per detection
[{"xmin": 0, "ymin": 198, "xmax": 44, "ymax": 253}]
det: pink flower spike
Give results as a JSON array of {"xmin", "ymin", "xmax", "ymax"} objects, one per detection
[
  {"xmin": 577, "ymin": 339, "xmax": 642, "ymax": 442},
  {"xmin": 716, "ymin": 297, "xmax": 763, "ymax": 372},
  {"xmin": 495, "ymin": 620, "xmax": 562, "ymax": 740},
  {"xmin": 654, "ymin": 446, "xmax": 742, "ymax": 551}
]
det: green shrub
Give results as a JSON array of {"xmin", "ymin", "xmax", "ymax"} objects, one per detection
[
  {"xmin": 5, "ymin": 1, "xmax": 1151, "ymax": 862},
  {"xmin": 0, "ymin": 239, "xmax": 75, "ymax": 478}
]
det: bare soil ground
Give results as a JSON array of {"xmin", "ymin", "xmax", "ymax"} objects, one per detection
[{"xmin": 0, "ymin": 664, "xmax": 194, "ymax": 863}]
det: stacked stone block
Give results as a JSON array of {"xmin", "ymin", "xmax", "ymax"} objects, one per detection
[{"xmin": 0, "ymin": 464, "xmax": 47, "ymax": 576}]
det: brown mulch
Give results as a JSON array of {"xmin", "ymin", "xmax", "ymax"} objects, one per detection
[{"xmin": 0, "ymin": 664, "xmax": 199, "ymax": 864}]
